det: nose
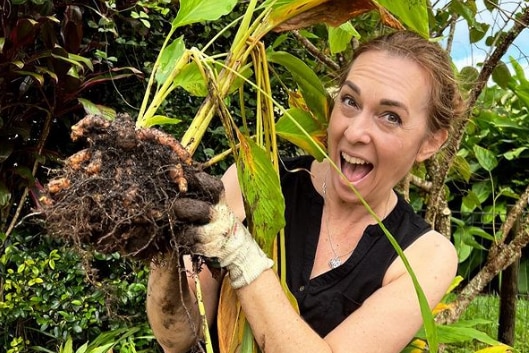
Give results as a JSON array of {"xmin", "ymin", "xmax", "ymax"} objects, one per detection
[{"xmin": 343, "ymin": 112, "xmax": 373, "ymax": 144}]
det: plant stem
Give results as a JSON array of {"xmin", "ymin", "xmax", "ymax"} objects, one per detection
[
  {"xmin": 137, "ymin": 26, "xmax": 177, "ymax": 124},
  {"xmin": 193, "ymin": 262, "xmax": 213, "ymax": 353}
]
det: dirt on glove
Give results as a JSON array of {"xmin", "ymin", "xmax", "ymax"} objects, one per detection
[{"xmin": 41, "ymin": 113, "xmax": 223, "ymax": 261}]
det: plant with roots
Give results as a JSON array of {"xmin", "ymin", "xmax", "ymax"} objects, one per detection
[{"xmin": 42, "ymin": 0, "xmax": 529, "ymax": 352}]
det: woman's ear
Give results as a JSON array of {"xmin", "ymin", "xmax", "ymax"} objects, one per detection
[{"xmin": 416, "ymin": 129, "xmax": 448, "ymax": 163}]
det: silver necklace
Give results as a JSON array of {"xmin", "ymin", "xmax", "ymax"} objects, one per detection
[{"xmin": 322, "ymin": 177, "xmax": 354, "ymax": 269}]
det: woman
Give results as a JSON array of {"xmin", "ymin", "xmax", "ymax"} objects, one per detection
[{"xmin": 147, "ymin": 30, "xmax": 466, "ymax": 353}]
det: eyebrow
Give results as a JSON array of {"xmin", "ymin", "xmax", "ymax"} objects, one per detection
[{"xmin": 342, "ymin": 80, "xmax": 409, "ymax": 115}]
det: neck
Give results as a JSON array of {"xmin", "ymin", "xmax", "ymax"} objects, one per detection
[{"xmin": 322, "ymin": 179, "xmax": 395, "ymax": 226}]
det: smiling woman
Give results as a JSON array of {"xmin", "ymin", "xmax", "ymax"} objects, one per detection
[
  {"xmin": 146, "ymin": 30, "xmax": 467, "ymax": 353},
  {"xmin": 327, "ymin": 49, "xmax": 447, "ymax": 205}
]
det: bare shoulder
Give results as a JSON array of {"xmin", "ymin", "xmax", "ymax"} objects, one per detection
[
  {"xmin": 410, "ymin": 230, "xmax": 457, "ymax": 254},
  {"xmin": 410, "ymin": 230, "xmax": 458, "ymax": 264},
  {"xmin": 384, "ymin": 230, "xmax": 458, "ymax": 301}
]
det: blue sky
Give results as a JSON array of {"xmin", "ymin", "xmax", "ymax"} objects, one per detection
[{"xmin": 445, "ymin": 1, "xmax": 529, "ymax": 76}]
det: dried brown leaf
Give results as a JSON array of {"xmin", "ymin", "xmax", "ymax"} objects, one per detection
[{"xmin": 272, "ymin": 0, "xmax": 403, "ymax": 32}]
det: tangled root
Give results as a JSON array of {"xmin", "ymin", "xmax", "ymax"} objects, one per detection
[{"xmin": 42, "ymin": 113, "xmax": 223, "ymax": 261}]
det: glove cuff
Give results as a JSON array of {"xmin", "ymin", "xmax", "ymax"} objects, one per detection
[{"xmin": 222, "ymin": 222, "xmax": 274, "ymax": 289}]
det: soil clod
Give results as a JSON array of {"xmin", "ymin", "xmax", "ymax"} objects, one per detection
[{"xmin": 42, "ymin": 113, "xmax": 223, "ymax": 261}]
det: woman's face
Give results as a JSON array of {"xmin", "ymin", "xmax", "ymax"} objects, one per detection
[{"xmin": 327, "ymin": 50, "xmax": 447, "ymax": 203}]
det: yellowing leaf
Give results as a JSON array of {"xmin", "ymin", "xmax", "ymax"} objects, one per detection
[
  {"xmin": 236, "ymin": 134, "xmax": 285, "ymax": 255},
  {"xmin": 432, "ymin": 302, "xmax": 453, "ymax": 315},
  {"xmin": 474, "ymin": 345, "xmax": 513, "ymax": 353},
  {"xmin": 217, "ymin": 277, "xmax": 242, "ymax": 353},
  {"xmin": 276, "ymin": 108, "xmax": 327, "ymax": 161},
  {"xmin": 268, "ymin": 0, "xmax": 403, "ymax": 32}
]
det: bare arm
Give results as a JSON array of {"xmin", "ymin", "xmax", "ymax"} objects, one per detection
[
  {"xmin": 157, "ymin": 164, "xmax": 458, "ymax": 353},
  {"xmin": 237, "ymin": 231, "xmax": 457, "ymax": 353},
  {"xmin": 146, "ymin": 165, "xmax": 239, "ymax": 353},
  {"xmin": 146, "ymin": 253, "xmax": 221, "ymax": 353},
  {"xmin": 222, "ymin": 163, "xmax": 458, "ymax": 352}
]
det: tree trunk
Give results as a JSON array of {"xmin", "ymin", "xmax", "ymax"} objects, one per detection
[{"xmin": 498, "ymin": 217, "xmax": 520, "ymax": 346}]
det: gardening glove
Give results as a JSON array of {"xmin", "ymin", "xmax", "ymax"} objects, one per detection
[{"xmin": 175, "ymin": 198, "xmax": 273, "ymax": 289}]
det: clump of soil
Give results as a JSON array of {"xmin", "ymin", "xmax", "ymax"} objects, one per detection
[{"xmin": 42, "ymin": 113, "xmax": 223, "ymax": 261}]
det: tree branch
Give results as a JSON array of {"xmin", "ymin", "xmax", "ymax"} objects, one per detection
[
  {"xmin": 425, "ymin": 6, "xmax": 529, "ymax": 226},
  {"xmin": 437, "ymin": 213, "xmax": 529, "ymax": 324},
  {"xmin": 489, "ymin": 183, "xmax": 529, "ymax": 258},
  {"xmin": 291, "ymin": 30, "xmax": 341, "ymax": 72}
]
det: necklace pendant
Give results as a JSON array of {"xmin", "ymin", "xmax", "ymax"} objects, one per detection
[{"xmin": 329, "ymin": 257, "xmax": 341, "ymax": 269}]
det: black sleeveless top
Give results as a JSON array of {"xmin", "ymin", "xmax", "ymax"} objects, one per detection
[{"xmin": 279, "ymin": 155, "xmax": 431, "ymax": 337}]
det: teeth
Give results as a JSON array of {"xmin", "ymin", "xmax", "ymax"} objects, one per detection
[{"xmin": 341, "ymin": 152, "xmax": 368, "ymax": 165}]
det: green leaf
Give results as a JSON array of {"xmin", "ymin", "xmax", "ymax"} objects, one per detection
[
  {"xmin": 450, "ymin": 154, "xmax": 472, "ymax": 182},
  {"xmin": 473, "ymin": 145, "xmax": 498, "ymax": 172},
  {"xmin": 267, "ymin": 50, "xmax": 331, "ymax": 123},
  {"xmin": 75, "ymin": 342, "xmax": 88, "ymax": 353},
  {"xmin": 237, "ymin": 136, "xmax": 285, "ymax": 256},
  {"xmin": 68, "ymin": 53, "xmax": 94, "ymax": 71},
  {"xmin": 481, "ymin": 205, "xmax": 498, "ymax": 225},
  {"xmin": 459, "ymin": 66, "xmax": 480, "ymax": 92},
  {"xmin": 144, "ymin": 115, "xmax": 182, "ymax": 127},
  {"xmin": 450, "ymin": 0, "xmax": 477, "ymax": 27},
  {"xmin": 155, "ymin": 36, "xmax": 186, "ymax": 85},
  {"xmin": 174, "ymin": 60, "xmax": 253, "ymax": 98},
  {"xmin": 240, "ymin": 319, "xmax": 257, "ymax": 353},
  {"xmin": 469, "ymin": 23, "xmax": 489, "ymax": 44},
  {"xmin": 0, "ymin": 181, "xmax": 11, "ymax": 207},
  {"xmin": 172, "ymin": 0, "xmax": 238, "ymax": 29},
  {"xmin": 509, "ymin": 56, "xmax": 528, "ymax": 83},
  {"xmin": 497, "ymin": 186, "xmax": 520, "ymax": 199},
  {"xmin": 503, "ymin": 146, "xmax": 527, "ymax": 160},
  {"xmin": 60, "ymin": 337, "xmax": 74, "ymax": 353},
  {"xmin": 452, "ymin": 227, "xmax": 472, "ymax": 262},
  {"xmin": 491, "ymin": 61, "xmax": 511, "ymax": 89},
  {"xmin": 78, "ymin": 98, "xmax": 116, "ymax": 121},
  {"xmin": 36, "ymin": 65, "xmax": 59, "ymax": 83},
  {"xmin": 461, "ymin": 191, "xmax": 481, "ymax": 213},
  {"xmin": 90, "ymin": 343, "xmax": 115, "ymax": 353},
  {"xmin": 376, "ymin": 0, "xmax": 429, "ymax": 37},
  {"xmin": 276, "ymin": 108, "xmax": 327, "ymax": 161},
  {"xmin": 423, "ymin": 323, "xmax": 504, "ymax": 346},
  {"xmin": 28, "ymin": 278, "xmax": 44, "ymax": 286},
  {"xmin": 13, "ymin": 71, "xmax": 45, "ymax": 86},
  {"xmin": 474, "ymin": 109, "xmax": 528, "ymax": 131},
  {"xmin": 327, "ymin": 22, "xmax": 359, "ymax": 55},
  {"xmin": 467, "ymin": 226, "xmax": 494, "ymax": 243},
  {"xmin": 484, "ymin": 0, "xmax": 499, "ymax": 11},
  {"xmin": 472, "ymin": 181, "xmax": 492, "ymax": 204},
  {"xmin": 173, "ymin": 61, "xmax": 208, "ymax": 96},
  {"xmin": 51, "ymin": 52, "xmax": 89, "ymax": 72}
]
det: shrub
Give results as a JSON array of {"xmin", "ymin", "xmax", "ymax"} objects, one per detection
[{"xmin": 0, "ymin": 228, "xmax": 156, "ymax": 351}]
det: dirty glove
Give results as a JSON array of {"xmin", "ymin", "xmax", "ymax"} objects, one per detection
[{"xmin": 175, "ymin": 199, "xmax": 273, "ymax": 289}]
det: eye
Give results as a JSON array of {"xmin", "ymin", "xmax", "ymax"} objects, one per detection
[
  {"xmin": 341, "ymin": 95, "xmax": 359, "ymax": 109},
  {"xmin": 382, "ymin": 112, "xmax": 402, "ymax": 125}
]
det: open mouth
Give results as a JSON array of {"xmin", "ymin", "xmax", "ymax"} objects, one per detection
[{"xmin": 341, "ymin": 152, "xmax": 373, "ymax": 183}]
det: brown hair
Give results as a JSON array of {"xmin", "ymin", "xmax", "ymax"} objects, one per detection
[{"xmin": 337, "ymin": 31, "xmax": 467, "ymax": 134}]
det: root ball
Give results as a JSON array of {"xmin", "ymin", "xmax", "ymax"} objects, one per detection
[{"xmin": 43, "ymin": 113, "xmax": 224, "ymax": 261}]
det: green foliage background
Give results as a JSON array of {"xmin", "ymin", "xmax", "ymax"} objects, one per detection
[{"xmin": 1, "ymin": 0, "xmax": 528, "ymax": 352}]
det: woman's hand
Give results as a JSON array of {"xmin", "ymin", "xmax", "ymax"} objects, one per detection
[{"xmin": 177, "ymin": 198, "xmax": 273, "ymax": 289}]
